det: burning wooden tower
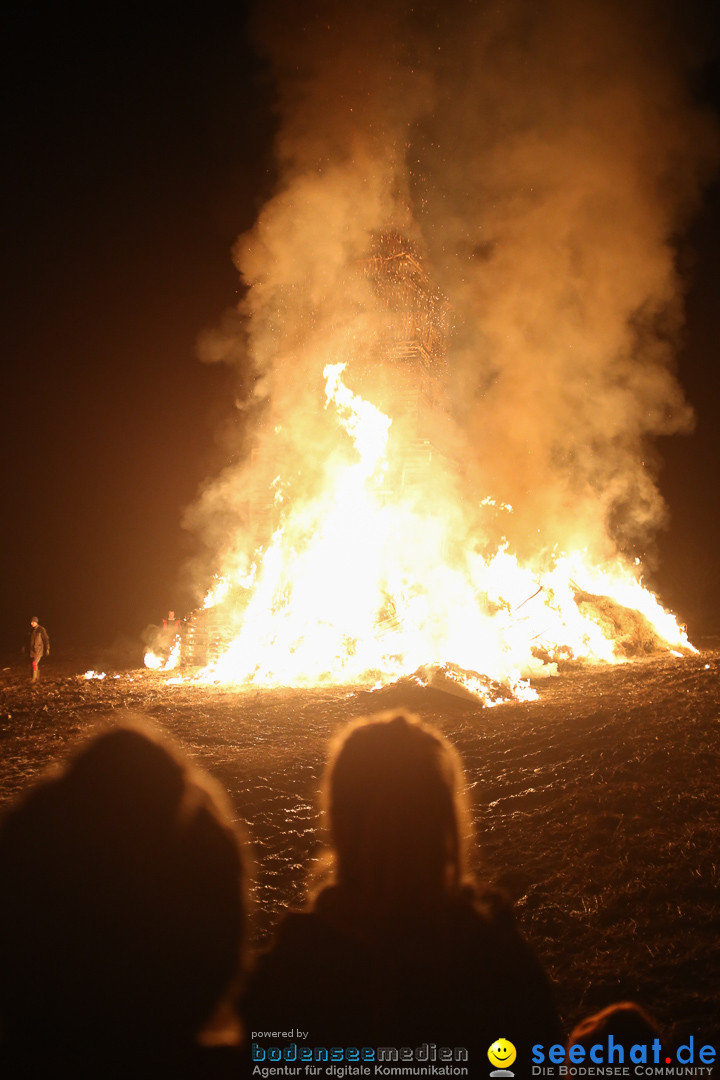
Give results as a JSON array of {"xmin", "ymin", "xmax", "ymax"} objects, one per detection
[
  {"xmin": 354, "ymin": 229, "xmax": 452, "ymax": 486},
  {"xmin": 362, "ymin": 229, "xmax": 451, "ymax": 383}
]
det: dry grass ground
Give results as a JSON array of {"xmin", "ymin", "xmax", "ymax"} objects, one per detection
[{"xmin": 1, "ymin": 650, "xmax": 718, "ymax": 1044}]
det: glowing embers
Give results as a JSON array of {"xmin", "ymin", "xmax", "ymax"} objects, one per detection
[{"xmin": 187, "ymin": 366, "xmax": 693, "ymax": 696}]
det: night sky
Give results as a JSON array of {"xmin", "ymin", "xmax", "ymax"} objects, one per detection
[{"xmin": 2, "ymin": 2, "xmax": 720, "ymax": 660}]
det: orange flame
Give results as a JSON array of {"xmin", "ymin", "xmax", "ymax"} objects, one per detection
[
  {"xmin": 144, "ymin": 636, "xmax": 181, "ymax": 672},
  {"xmin": 187, "ymin": 367, "xmax": 693, "ymax": 700}
]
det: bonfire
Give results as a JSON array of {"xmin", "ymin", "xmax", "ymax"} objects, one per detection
[{"xmin": 145, "ymin": 234, "xmax": 693, "ymax": 704}]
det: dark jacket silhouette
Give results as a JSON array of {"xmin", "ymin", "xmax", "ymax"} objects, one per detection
[
  {"xmin": 29, "ymin": 621, "xmax": 50, "ymax": 660},
  {"xmin": 0, "ymin": 725, "xmax": 246, "ymax": 1078},
  {"xmin": 246, "ymin": 710, "xmax": 562, "ymax": 1065},
  {"xmin": 247, "ymin": 883, "xmax": 561, "ymax": 1056}
]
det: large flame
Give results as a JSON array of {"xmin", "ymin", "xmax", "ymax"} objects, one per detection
[{"xmin": 182, "ymin": 365, "xmax": 693, "ymax": 702}]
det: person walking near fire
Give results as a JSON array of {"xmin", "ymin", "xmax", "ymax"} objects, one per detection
[{"xmin": 29, "ymin": 617, "xmax": 50, "ymax": 683}]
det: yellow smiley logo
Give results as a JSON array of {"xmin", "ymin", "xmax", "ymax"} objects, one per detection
[{"xmin": 488, "ymin": 1039, "xmax": 517, "ymax": 1069}]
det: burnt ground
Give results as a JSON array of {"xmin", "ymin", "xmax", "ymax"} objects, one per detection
[{"xmin": 0, "ymin": 651, "xmax": 718, "ymax": 1044}]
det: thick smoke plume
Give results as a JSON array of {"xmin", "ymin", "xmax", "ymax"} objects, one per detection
[{"xmin": 188, "ymin": 0, "xmax": 717, "ymax": 596}]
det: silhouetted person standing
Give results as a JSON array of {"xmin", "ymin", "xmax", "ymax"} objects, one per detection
[
  {"xmin": 29, "ymin": 616, "xmax": 49, "ymax": 682},
  {"xmin": 246, "ymin": 710, "xmax": 562, "ymax": 1066},
  {"xmin": 0, "ymin": 724, "xmax": 247, "ymax": 1077}
]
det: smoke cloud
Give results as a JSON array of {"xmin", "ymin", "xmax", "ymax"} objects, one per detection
[{"xmin": 188, "ymin": 0, "xmax": 717, "ymax": 596}]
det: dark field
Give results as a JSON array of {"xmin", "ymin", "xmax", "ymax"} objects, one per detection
[{"xmin": 1, "ymin": 652, "xmax": 718, "ymax": 1044}]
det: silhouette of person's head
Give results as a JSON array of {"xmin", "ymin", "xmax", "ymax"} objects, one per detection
[
  {"xmin": 0, "ymin": 725, "xmax": 246, "ymax": 1051},
  {"xmin": 569, "ymin": 1001, "xmax": 662, "ymax": 1052},
  {"xmin": 323, "ymin": 710, "xmax": 468, "ymax": 924}
]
